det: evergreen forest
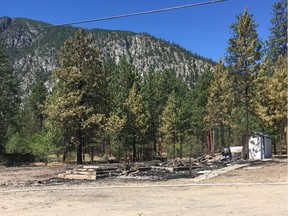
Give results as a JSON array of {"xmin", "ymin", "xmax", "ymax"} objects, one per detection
[{"xmin": 0, "ymin": 1, "xmax": 287, "ymax": 164}]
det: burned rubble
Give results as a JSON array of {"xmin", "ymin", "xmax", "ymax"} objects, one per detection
[
  {"xmin": 1, "ymin": 157, "xmax": 282, "ymax": 188},
  {"xmin": 54, "ymin": 155, "xmax": 236, "ymax": 182},
  {"xmin": 0, "ymin": 154, "xmax": 254, "ymax": 188}
]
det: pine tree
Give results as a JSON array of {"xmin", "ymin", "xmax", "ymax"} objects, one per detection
[
  {"xmin": 125, "ymin": 82, "xmax": 149, "ymax": 161},
  {"xmin": 141, "ymin": 70, "xmax": 182, "ymax": 157},
  {"xmin": 29, "ymin": 81, "xmax": 48, "ymax": 131},
  {"xmin": 266, "ymin": 0, "xmax": 287, "ymax": 62},
  {"xmin": 105, "ymin": 59, "xmax": 138, "ymax": 159},
  {"xmin": 141, "ymin": 70, "xmax": 162, "ymax": 157},
  {"xmin": 0, "ymin": 48, "xmax": 18, "ymax": 153},
  {"xmin": 255, "ymin": 56, "xmax": 287, "ymax": 135},
  {"xmin": 190, "ymin": 69, "xmax": 212, "ymax": 151},
  {"xmin": 142, "ymin": 70, "xmax": 172, "ymax": 157},
  {"xmin": 160, "ymin": 93, "xmax": 179, "ymax": 159},
  {"xmin": 175, "ymin": 82, "xmax": 193, "ymax": 158},
  {"xmin": 106, "ymin": 58, "xmax": 138, "ymax": 114},
  {"xmin": 204, "ymin": 59, "xmax": 234, "ymax": 148},
  {"xmin": 225, "ymin": 9, "xmax": 263, "ymax": 147},
  {"xmin": 45, "ymin": 29, "xmax": 106, "ymax": 164}
]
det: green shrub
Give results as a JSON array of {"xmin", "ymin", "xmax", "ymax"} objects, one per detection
[{"xmin": 5, "ymin": 130, "xmax": 59, "ymax": 163}]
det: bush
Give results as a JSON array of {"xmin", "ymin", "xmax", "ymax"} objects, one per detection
[
  {"xmin": 5, "ymin": 132, "xmax": 25, "ymax": 153},
  {"xmin": 5, "ymin": 130, "xmax": 59, "ymax": 163},
  {"xmin": 25, "ymin": 131, "xmax": 59, "ymax": 163}
]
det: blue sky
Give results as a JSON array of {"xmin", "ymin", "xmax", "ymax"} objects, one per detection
[{"xmin": 1, "ymin": 0, "xmax": 279, "ymax": 61}]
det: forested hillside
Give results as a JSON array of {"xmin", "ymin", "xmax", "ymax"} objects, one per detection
[
  {"xmin": 0, "ymin": 0, "xmax": 286, "ymax": 164},
  {"xmin": 0, "ymin": 16, "xmax": 214, "ymax": 97}
]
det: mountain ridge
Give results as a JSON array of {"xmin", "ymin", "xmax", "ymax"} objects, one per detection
[{"xmin": 0, "ymin": 16, "xmax": 215, "ymax": 95}]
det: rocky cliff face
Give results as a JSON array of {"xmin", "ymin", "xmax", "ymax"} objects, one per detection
[
  {"xmin": 0, "ymin": 16, "xmax": 215, "ymax": 95},
  {"xmin": 0, "ymin": 17, "xmax": 12, "ymax": 32}
]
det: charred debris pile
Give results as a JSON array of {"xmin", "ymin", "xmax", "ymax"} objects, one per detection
[{"xmin": 57, "ymin": 155, "xmax": 240, "ymax": 181}]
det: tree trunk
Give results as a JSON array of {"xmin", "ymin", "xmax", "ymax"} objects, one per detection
[
  {"xmin": 90, "ymin": 147, "xmax": 94, "ymax": 163},
  {"xmin": 132, "ymin": 133, "xmax": 136, "ymax": 162},
  {"xmin": 244, "ymin": 85, "xmax": 249, "ymax": 159},
  {"xmin": 63, "ymin": 149, "xmax": 67, "ymax": 162},
  {"xmin": 153, "ymin": 137, "xmax": 157, "ymax": 158},
  {"xmin": 273, "ymin": 139, "xmax": 277, "ymax": 155},
  {"xmin": 207, "ymin": 132, "xmax": 211, "ymax": 155},
  {"xmin": 286, "ymin": 127, "xmax": 288, "ymax": 154},
  {"xmin": 279, "ymin": 133, "xmax": 282, "ymax": 155},
  {"xmin": 220, "ymin": 123, "xmax": 225, "ymax": 148},
  {"xmin": 76, "ymin": 128, "xmax": 83, "ymax": 164},
  {"xmin": 77, "ymin": 143, "xmax": 83, "ymax": 164},
  {"xmin": 211, "ymin": 129, "xmax": 215, "ymax": 156},
  {"xmin": 228, "ymin": 126, "xmax": 231, "ymax": 147},
  {"xmin": 189, "ymin": 143, "xmax": 192, "ymax": 178},
  {"xmin": 173, "ymin": 132, "xmax": 176, "ymax": 159},
  {"xmin": 180, "ymin": 136, "xmax": 183, "ymax": 159}
]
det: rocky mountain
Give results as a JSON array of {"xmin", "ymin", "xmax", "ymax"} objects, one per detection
[{"xmin": 0, "ymin": 16, "xmax": 215, "ymax": 95}]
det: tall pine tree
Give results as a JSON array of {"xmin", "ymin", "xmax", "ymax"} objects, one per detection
[
  {"xmin": 160, "ymin": 93, "xmax": 179, "ymax": 159},
  {"xmin": 0, "ymin": 48, "xmax": 18, "ymax": 153},
  {"xmin": 45, "ymin": 29, "xmax": 106, "ymax": 164},
  {"xmin": 266, "ymin": 0, "xmax": 287, "ymax": 62},
  {"xmin": 125, "ymin": 82, "xmax": 149, "ymax": 161},
  {"xmin": 105, "ymin": 59, "xmax": 138, "ymax": 160},
  {"xmin": 205, "ymin": 59, "xmax": 234, "ymax": 148},
  {"xmin": 225, "ymin": 9, "xmax": 262, "ymax": 149}
]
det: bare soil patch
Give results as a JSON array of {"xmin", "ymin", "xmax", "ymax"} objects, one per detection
[{"xmin": 0, "ymin": 158, "xmax": 287, "ymax": 216}]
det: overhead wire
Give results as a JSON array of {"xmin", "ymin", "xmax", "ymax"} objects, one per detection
[{"xmin": 6, "ymin": 0, "xmax": 228, "ymax": 33}]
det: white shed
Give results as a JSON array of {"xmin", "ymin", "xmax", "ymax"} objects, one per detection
[{"xmin": 248, "ymin": 132, "xmax": 272, "ymax": 159}]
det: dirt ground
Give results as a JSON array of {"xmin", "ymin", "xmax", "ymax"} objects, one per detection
[{"xmin": 0, "ymin": 158, "xmax": 287, "ymax": 216}]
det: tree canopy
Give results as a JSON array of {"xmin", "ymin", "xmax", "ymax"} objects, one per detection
[{"xmin": 45, "ymin": 29, "xmax": 107, "ymax": 164}]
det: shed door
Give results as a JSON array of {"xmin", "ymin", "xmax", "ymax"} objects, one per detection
[{"xmin": 264, "ymin": 137, "xmax": 272, "ymax": 158}]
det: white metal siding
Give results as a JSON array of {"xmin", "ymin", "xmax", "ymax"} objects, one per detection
[
  {"xmin": 249, "ymin": 136, "xmax": 263, "ymax": 159},
  {"xmin": 248, "ymin": 133, "xmax": 272, "ymax": 159}
]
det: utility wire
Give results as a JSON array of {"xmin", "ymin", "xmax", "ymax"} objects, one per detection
[
  {"xmin": 7, "ymin": 0, "xmax": 228, "ymax": 32},
  {"xmin": 49, "ymin": 0, "xmax": 228, "ymax": 27}
]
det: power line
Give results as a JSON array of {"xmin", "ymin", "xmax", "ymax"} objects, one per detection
[
  {"xmin": 7, "ymin": 0, "xmax": 228, "ymax": 32},
  {"xmin": 50, "ymin": 0, "xmax": 228, "ymax": 27}
]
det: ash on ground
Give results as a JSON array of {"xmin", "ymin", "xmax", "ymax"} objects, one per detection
[
  {"xmin": 2, "ymin": 155, "xmax": 250, "ymax": 188},
  {"xmin": 116, "ymin": 155, "xmax": 231, "ymax": 181}
]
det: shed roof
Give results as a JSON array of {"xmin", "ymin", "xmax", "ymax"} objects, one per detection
[{"xmin": 249, "ymin": 132, "xmax": 271, "ymax": 138}]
